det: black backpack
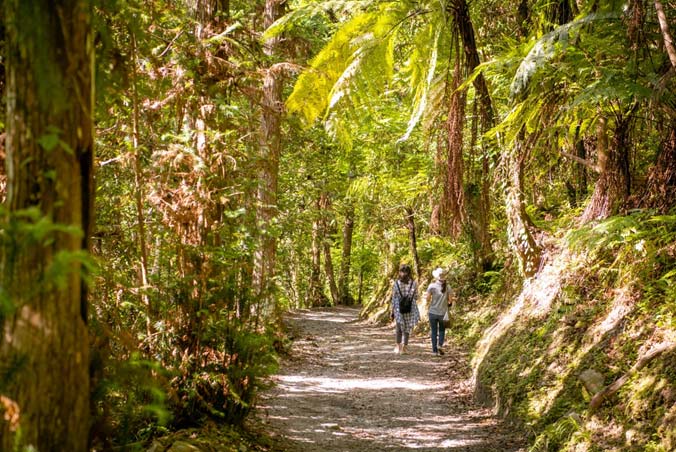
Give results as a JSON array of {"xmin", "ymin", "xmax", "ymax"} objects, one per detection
[{"xmin": 396, "ymin": 281, "xmax": 414, "ymax": 314}]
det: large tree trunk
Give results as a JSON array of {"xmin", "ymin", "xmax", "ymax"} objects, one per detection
[
  {"xmin": 0, "ymin": 1, "xmax": 94, "ymax": 450},
  {"xmin": 505, "ymin": 137, "xmax": 541, "ymax": 277},
  {"xmin": 253, "ymin": 0, "xmax": 285, "ymax": 310},
  {"xmin": 439, "ymin": 55, "xmax": 466, "ymax": 239},
  {"xmin": 451, "ymin": 0, "xmax": 495, "ymax": 267},
  {"xmin": 338, "ymin": 206, "xmax": 355, "ymax": 305},
  {"xmin": 581, "ymin": 115, "xmax": 632, "ymax": 222},
  {"xmin": 453, "ymin": 0, "xmax": 494, "ymax": 127}
]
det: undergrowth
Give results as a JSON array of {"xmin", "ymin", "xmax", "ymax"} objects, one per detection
[{"xmin": 444, "ymin": 210, "xmax": 676, "ymax": 452}]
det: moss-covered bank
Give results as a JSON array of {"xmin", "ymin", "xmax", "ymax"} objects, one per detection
[{"xmin": 364, "ymin": 211, "xmax": 676, "ymax": 451}]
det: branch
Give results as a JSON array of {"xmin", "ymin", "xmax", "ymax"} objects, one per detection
[
  {"xmin": 143, "ymin": 90, "xmax": 179, "ymax": 110},
  {"xmin": 655, "ymin": 1, "xmax": 676, "ymax": 68},
  {"xmin": 589, "ymin": 341, "xmax": 676, "ymax": 413},
  {"xmin": 559, "ymin": 148, "xmax": 600, "ymax": 173},
  {"xmin": 159, "ymin": 30, "xmax": 184, "ymax": 58}
]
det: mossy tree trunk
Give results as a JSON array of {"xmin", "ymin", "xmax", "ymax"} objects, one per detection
[
  {"xmin": 581, "ymin": 114, "xmax": 632, "ymax": 222},
  {"xmin": 0, "ymin": 1, "xmax": 94, "ymax": 450},
  {"xmin": 505, "ymin": 137, "xmax": 541, "ymax": 277}
]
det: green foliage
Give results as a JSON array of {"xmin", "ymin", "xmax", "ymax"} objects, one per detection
[
  {"xmin": 285, "ymin": 3, "xmax": 403, "ymax": 128},
  {"xmin": 0, "ymin": 207, "xmax": 96, "ymax": 324},
  {"xmin": 529, "ymin": 415, "xmax": 582, "ymax": 452}
]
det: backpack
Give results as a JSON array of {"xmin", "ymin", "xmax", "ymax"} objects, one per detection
[{"xmin": 396, "ymin": 281, "xmax": 414, "ymax": 314}]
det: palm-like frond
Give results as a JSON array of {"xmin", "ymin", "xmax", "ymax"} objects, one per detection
[{"xmin": 510, "ymin": 12, "xmax": 620, "ymax": 98}]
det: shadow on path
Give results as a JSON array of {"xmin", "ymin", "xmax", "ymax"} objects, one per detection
[{"xmin": 253, "ymin": 307, "xmax": 526, "ymax": 452}]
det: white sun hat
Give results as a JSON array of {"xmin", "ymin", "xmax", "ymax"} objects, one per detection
[{"xmin": 432, "ymin": 267, "xmax": 447, "ymax": 280}]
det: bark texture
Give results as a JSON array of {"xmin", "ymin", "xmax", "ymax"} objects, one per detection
[
  {"xmin": 581, "ymin": 116, "xmax": 632, "ymax": 222},
  {"xmin": 253, "ymin": 0, "xmax": 285, "ymax": 307},
  {"xmin": 450, "ymin": 0, "xmax": 495, "ymax": 267},
  {"xmin": 505, "ymin": 139, "xmax": 541, "ymax": 277},
  {"xmin": 1, "ymin": 1, "xmax": 93, "ymax": 450},
  {"xmin": 641, "ymin": 123, "xmax": 676, "ymax": 212}
]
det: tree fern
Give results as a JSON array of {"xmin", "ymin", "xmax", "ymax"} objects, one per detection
[
  {"xmin": 399, "ymin": 21, "xmax": 441, "ymax": 142},
  {"xmin": 285, "ymin": 3, "xmax": 406, "ymax": 129}
]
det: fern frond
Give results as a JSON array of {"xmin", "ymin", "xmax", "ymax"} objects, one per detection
[
  {"xmin": 511, "ymin": 12, "xmax": 620, "ymax": 98},
  {"xmin": 286, "ymin": 2, "xmax": 408, "ymax": 134},
  {"xmin": 264, "ymin": 0, "xmax": 376, "ymax": 39},
  {"xmin": 399, "ymin": 22, "xmax": 441, "ymax": 142}
]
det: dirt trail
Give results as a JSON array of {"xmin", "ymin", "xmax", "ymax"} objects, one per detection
[{"xmin": 253, "ymin": 307, "xmax": 526, "ymax": 452}]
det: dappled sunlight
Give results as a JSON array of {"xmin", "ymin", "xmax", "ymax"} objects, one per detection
[
  {"xmin": 256, "ymin": 307, "xmax": 525, "ymax": 452},
  {"xmin": 527, "ymin": 285, "xmax": 639, "ymax": 417},
  {"xmin": 472, "ymin": 247, "xmax": 585, "ymax": 387},
  {"xmin": 277, "ymin": 375, "xmax": 445, "ymax": 392}
]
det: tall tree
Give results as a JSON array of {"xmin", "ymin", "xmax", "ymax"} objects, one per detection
[
  {"xmin": 1, "ymin": 1, "xmax": 94, "ymax": 449},
  {"xmin": 338, "ymin": 205, "xmax": 354, "ymax": 304},
  {"xmin": 253, "ymin": 0, "xmax": 285, "ymax": 308}
]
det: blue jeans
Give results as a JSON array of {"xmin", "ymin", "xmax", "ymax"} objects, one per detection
[{"xmin": 429, "ymin": 313, "xmax": 446, "ymax": 352}]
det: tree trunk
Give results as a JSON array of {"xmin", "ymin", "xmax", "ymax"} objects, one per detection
[
  {"xmin": 440, "ymin": 54, "xmax": 466, "ymax": 239},
  {"xmin": 338, "ymin": 206, "xmax": 355, "ymax": 305},
  {"xmin": 655, "ymin": 1, "xmax": 676, "ymax": 68},
  {"xmin": 505, "ymin": 137, "xmax": 541, "ymax": 277},
  {"xmin": 453, "ymin": 0, "xmax": 494, "ymax": 127},
  {"xmin": 309, "ymin": 199, "xmax": 324, "ymax": 306},
  {"xmin": 405, "ymin": 207, "xmax": 422, "ymax": 281},
  {"xmin": 252, "ymin": 0, "xmax": 285, "ymax": 310},
  {"xmin": 581, "ymin": 115, "xmax": 632, "ymax": 222},
  {"xmin": 320, "ymin": 194, "xmax": 339, "ymax": 305},
  {"xmin": 640, "ymin": 122, "xmax": 676, "ymax": 212},
  {"xmin": 357, "ymin": 264, "xmax": 365, "ymax": 305},
  {"xmin": 1, "ymin": 1, "xmax": 93, "ymax": 450},
  {"xmin": 452, "ymin": 0, "xmax": 495, "ymax": 267},
  {"xmin": 477, "ymin": 151, "xmax": 494, "ymax": 270},
  {"xmin": 130, "ymin": 31, "xmax": 154, "ymax": 350}
]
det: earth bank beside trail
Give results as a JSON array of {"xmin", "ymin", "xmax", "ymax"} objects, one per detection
[{"xmin": 252, "ymin": 306, "xmax": 527, "ymax": 452}]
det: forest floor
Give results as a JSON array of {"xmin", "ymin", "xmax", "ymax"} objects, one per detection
[{"xmin": 250, "ymin": 306, "xmax": 528, "ymax": 452}]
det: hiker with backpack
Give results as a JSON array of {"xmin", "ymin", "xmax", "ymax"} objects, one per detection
[
  {"xmin": 390, "ymin": 263, "xmax": 420, "ymax": 354},
  {"xmin": 424, "ymin": 267, "xmax": 451, "ymax": 356}
]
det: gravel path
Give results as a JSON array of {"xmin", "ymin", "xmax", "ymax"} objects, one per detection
[{"xmin": 253, "ymin": 307, "xmax": 526, "ymax": 452}]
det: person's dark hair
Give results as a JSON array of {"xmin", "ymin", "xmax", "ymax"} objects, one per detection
[
  {"xmin": 399, "ymin": 264, "xmax": 411, "ymax": 274},
  {"xmin": 441, "ymin": 280, "xmax": 447, "ymax": 293}
]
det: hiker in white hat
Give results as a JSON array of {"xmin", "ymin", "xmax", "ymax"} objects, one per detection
[{"xmin": 424, "ymin": 267, "xmax": 451, "ymax": 356}]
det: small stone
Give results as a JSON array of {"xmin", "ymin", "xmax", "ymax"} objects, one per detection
[
  {"xmin": 566, "ymin": 411, "xmax": 583, "ymax": 425},
  {"xmin": 579, "ymin": 369, "xmax": 605, "ymax": 395},
  {"xmin": 625, "ymin": 428, "xmax": 638, "ymax": 445},
  {"xmin": 147, "ymin": 441, "xmax": 164, "ymax": 452},
  {"xmin": 167, "ymin": 440, "xmax": 202, "ymax": 452}
]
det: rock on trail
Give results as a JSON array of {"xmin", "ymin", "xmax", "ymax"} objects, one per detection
[{"xmin": 252, "ymin": 307, "xmax": 526, "ymax": 452}]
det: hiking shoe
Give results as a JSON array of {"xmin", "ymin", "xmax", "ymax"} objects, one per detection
[
  {"xmin": 394, "ymin": 345, "xmax": 401, "ymax": 354},
  {"xmin": 438, "ymin": 348, "xmax": 445, "ymax": 356}
]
